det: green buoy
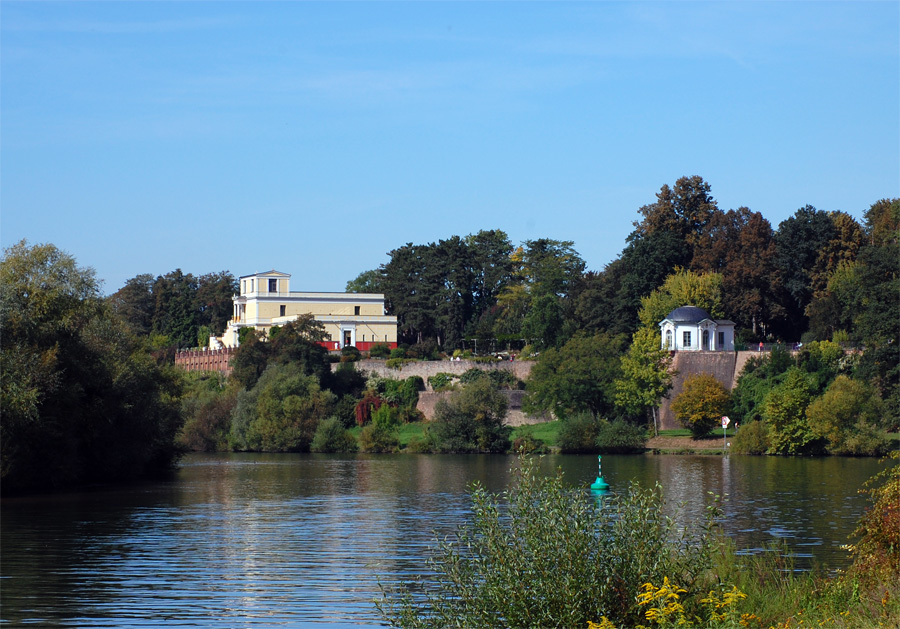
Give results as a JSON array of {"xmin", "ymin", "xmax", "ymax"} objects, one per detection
[{"xmin": 590, "ymin": 455, "xmax": 610, "ymax": 493}]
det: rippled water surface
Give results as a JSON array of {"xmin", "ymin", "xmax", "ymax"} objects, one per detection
[{"xmin": 1, "ymin": 453, "xmax": 886, "ymax": 627}]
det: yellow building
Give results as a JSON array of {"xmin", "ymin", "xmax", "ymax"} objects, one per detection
[{"xmin": 213, "ymin": 270, "xmax": 397, "ymax": 351}]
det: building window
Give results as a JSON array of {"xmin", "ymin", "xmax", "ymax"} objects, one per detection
[
  {"xmin": 361, "ymin": 334, "xmax": 365, "ymax": 342},
  {"xmin": 718, "ymin": 332, "xmax": 725, "ymax": 348},
  {"xmin": 250, "ymin": 279, "xmax": 254, "ymax": 293},
  {"xmin": 280, "ymin": 305, "xmax": 286, "ymax": 317},
  {"xmin": 354, "ymin": 306, "xmax": 360, "ymax": 315},
  {"xmin": 683, "ymin": 331, "xmax": 692, "ymax": 348},
  {"xmin": 269, "ymin": 279, "xmax": 277, "ymax": 293},
  {"xmin": 665, "ymin": 330, "xmax": 673, "ymax": 349}
]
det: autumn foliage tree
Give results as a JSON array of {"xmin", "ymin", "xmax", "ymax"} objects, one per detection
[{"xmin": 670, "ymin": 373, "xmax": 730, "ymax": 438}]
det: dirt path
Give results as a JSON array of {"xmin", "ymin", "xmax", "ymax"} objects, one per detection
[{"xmin": 645, "ymin": 435, "xmax": 725, "ymax": 452}]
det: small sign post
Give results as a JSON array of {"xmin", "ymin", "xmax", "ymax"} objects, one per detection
[{"xmin": 721, "ymin": 416, "xmax": 731, "ymax": 453}]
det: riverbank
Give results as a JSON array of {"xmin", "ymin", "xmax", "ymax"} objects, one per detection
[{"xmin": 645, "ymin": 434, "xmax": 725, "ymax": 454}]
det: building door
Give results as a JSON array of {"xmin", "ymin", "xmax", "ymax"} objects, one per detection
[
  {"xmin": 702, "ymin": 330, "xmax": 709, "ymax": 351},
  {"xmin": 343, "ymin": 330, "xmax": 352, "ymax": 347}
]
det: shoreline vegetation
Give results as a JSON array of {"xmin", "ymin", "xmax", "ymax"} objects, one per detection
[
  {"xmin": 378, "ymin": 454, "xmax": 900, "ymax": 629},
  {"xmin": 4, "ymin": 186, "xmax": 897, "ymax": 496}
]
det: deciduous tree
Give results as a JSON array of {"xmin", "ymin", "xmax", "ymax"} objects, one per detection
[
  {"xmin": 615, "ymin": 327, "xmax": 675, "ymax": 434},
  {"xmin": 1, "ymin": 241, "xmax": 182, "ymax": 494},
  {"xmin": 524, "ymin": 332, "xmax": 625, "ymax": 419},
  {"xmin": 670, "ymin": 373, "xmax": 730, "ymax": 438}
]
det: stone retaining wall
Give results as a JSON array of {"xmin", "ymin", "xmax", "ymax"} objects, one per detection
[
  {"xmin": 338, "ymin": 359, "xmax": 534, "ymax": 390},
  {"xmin": 416, "ymin": 389, "xmax": 551, "ymax": 426}
]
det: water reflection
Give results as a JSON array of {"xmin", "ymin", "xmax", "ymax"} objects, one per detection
[{"xmin": 1, "ymin": 453, "xmax": 885, "ymax": 627}]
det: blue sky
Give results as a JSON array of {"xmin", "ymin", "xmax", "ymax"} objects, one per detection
[{"xmin": 2, "ymin": 1, "xmax": 897, "ymax": 295}]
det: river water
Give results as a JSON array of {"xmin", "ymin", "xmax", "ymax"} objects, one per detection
[{"xmin": 0, "ymin": 453, "xmax": 886, "ymax": 627}]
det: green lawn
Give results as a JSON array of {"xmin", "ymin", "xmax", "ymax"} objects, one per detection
[
  {"xmin": 347, "ymin": 422, "xmax": 428, "ymax": 448},
  {"xmin": 511, "ymin": 420, "xmax": 560, "ymax": 445}
]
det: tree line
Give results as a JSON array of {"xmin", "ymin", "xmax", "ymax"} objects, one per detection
[
  {"xmin": 356, "ymin": 178, "xmax": 894, "ymax": 350},
  {"xmin": 3, "ymin": 176, "xmax": 896, "ymax": 493}
]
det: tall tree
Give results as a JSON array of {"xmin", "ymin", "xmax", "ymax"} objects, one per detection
[
  {"xmin": 614, "ymin": 327, "xmax": 675, "ymax": 434},
  {"xmin": 107, "ymin": 273, "xmax": 155, "ymax": 336},
  {"xmin": 524, "ymin": 331, "xmax": 625, "ymax": 419},
  {"xmin": 346, "ymin": 268, "xmax": 383, "ymax": 294},
  {"xmin": 1, "ymin": 241, "xmax": 182, "ymax": 494},
  {"xmin": 637, "ymin": 269, "xmax": 724, "ymax": 329},
  {"xmin": 691, "ymin": 207, "xmax": 784, "ymax": 336},
  {"xmin": 465, "ymin": 229, "xmax": 514, "ymax": 329},
  {"xmin": 633, "ymin": 175, "xmax": 718, "ymax": 254},
  {"xmin": 196, "ymin": 271, "xmax": 238, "ymax": 335},
  {"xmin": 772, "ymin": 205, "xmax": 840, "ymax": 338},
  {"xmin": 151, "ymin": 269, "xmax": 200, "ymax": 348}
]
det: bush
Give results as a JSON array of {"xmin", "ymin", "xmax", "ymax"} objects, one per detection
[
  {"xmin": 355, "ymin": 392, "xmax": 385, "ymax": 426},
  {"xmin": 430, "ymin": 378, "xmax": 510, "ymax": 453},
  {"xmin": 806, "ymin": 375, "xmax": 889, "ymax": 456},
  {"xmin": 340, "ymin": 345, "xmax": 361, "ymax": 362},
  {"xmin": 333, "ymin": 394, "xmax": 360, "ymax": 429},
  {"xmin": 595, "ymin": 420, "xmax": 647, "ymax": 454},
  {"xmin": 671, "ymin": 373, "xmax": 730, "ymax": 438},
  {"xmin": 371, "ymin": 403, "xmax": 400, "ymax": 430},
  {"xmin": 511, "ymin": 433, "xmax": 549, "ymax": 454},
  {"xmin": 731, "ymin": 420, "xmax": 770, "ymax": 454},
  {"xmin": 427, "ymin": 372, "xmax": 456, "ymax": 392},
  {"xmin": 390, "ymin": 347, "xmax": 407, "ymax": 359},
  {"xmin": 848, "ymin": 452, "xmax": 900, "ymax": 585},
  {"xmin": 229, "ymin": 363, "xmax": 335, "ymax": 452},
  {"xmin": 178, "ymin": 386, "xmax": 237, "ymax": 452},
  {"xmin": 369, "ymin": 343, "xmax": 391, "ymax": 358},
  {"xmin": 459, "ymin": 368, "xmax": 519, "ymax": 390},
  {"xmin": 763, "ymin": 367, "xmax": 825, "ymax": 455},
  {"xmin": 310, "ymin": 417, "xmax": 358, "ymax": 453},
  {"xmin": 386, "ymin": 358, "xmax": 416, "ymax": 370},
  {"xmin": 378, "ymin": 456, "xmax": 722, "ymax": 628},
  {"xmin": 557, "ymin": 413, "xmax": 602, "ymax": 453},
  {"xmin": 358, "ymin": 423, "xmax": 400, "ymax": 453},
  {"xmin": 381, "ymin": 376, "xmax": 424, "ymax": 408}
]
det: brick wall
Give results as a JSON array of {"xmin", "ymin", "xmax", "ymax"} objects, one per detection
[{"xmin": 174, "ymin": 348, "xmax": 235, "ymax": 376}]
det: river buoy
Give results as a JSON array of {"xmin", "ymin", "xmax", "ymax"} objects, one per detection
[{"xmin": 590, "ymin": 455, "xmax": 610, "ymax": 493}]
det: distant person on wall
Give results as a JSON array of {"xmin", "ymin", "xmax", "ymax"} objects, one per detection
[{"xmin": 759, "ymin": 342, "xmax": 764, "ymax": 352}]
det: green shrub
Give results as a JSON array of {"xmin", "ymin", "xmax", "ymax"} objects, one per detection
[
  {"xmin": 310, "ymin": 417, "xmax": 358, "ymax": 453},
  {"xmin": 371, "ymin": 403, "xmax": 400, "ymax": 430},
  {"xmin": 381, "ymin": 376, "xmax": 424, "ymax": 408},
  {"xmin": 340, "ymin": 345, "xmax": 361, "ymax": 362},
  {"xmin": 358, "ymin": 423, "xmax": 400, "ymax": 453},
  {"xmin": 595, "ymin": 420, "xmax": 647, "ymax": 454},
  {"xmin": 557, "ymin": 413, "xmax": 602, "ymax": 453},
  {"xmin": 386, "ymin": 358, "xmax": 416, "ymax": 370},
  {"xmin": 229, "ymin": 363, "xmax": 335, "ymax": 452},
  {"xmin": 806, "ymin": 375, "xmax": 890, "ymax": 456},
  {"xmin": 333, "ymin": 394, "xmax": 360, "ymax": 429},
  {"xmin": 378, "ymin": 456, "xmax": 722, "ymax": 628},
  {"xmin": 369, "ymin": 343, "xmax": 391, "ymax": 358},
  {"xmin": 511, "ymin": 433, "xmax": 549, "ymax": 454},
  {"xmin": 427, "ymin": 372, "xmax": 456, "ymax": 392},
  {"xmin": 390, "ymin": 347, "xmax": 407, "ymax": 359},
  {"xmin": 731, "ymin": 420, "xmax": 771, "ymax": 454},
  {"xmin": 764, "ymin": 367, "xmax": 825, "ymax": 455},
  {"xmin": 429, "ymin": 378, "xmax": 510, "ymax": 453},
  {"xmin": 459, "ymin": 368, "xmax": 519, "ymax": 389}
]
